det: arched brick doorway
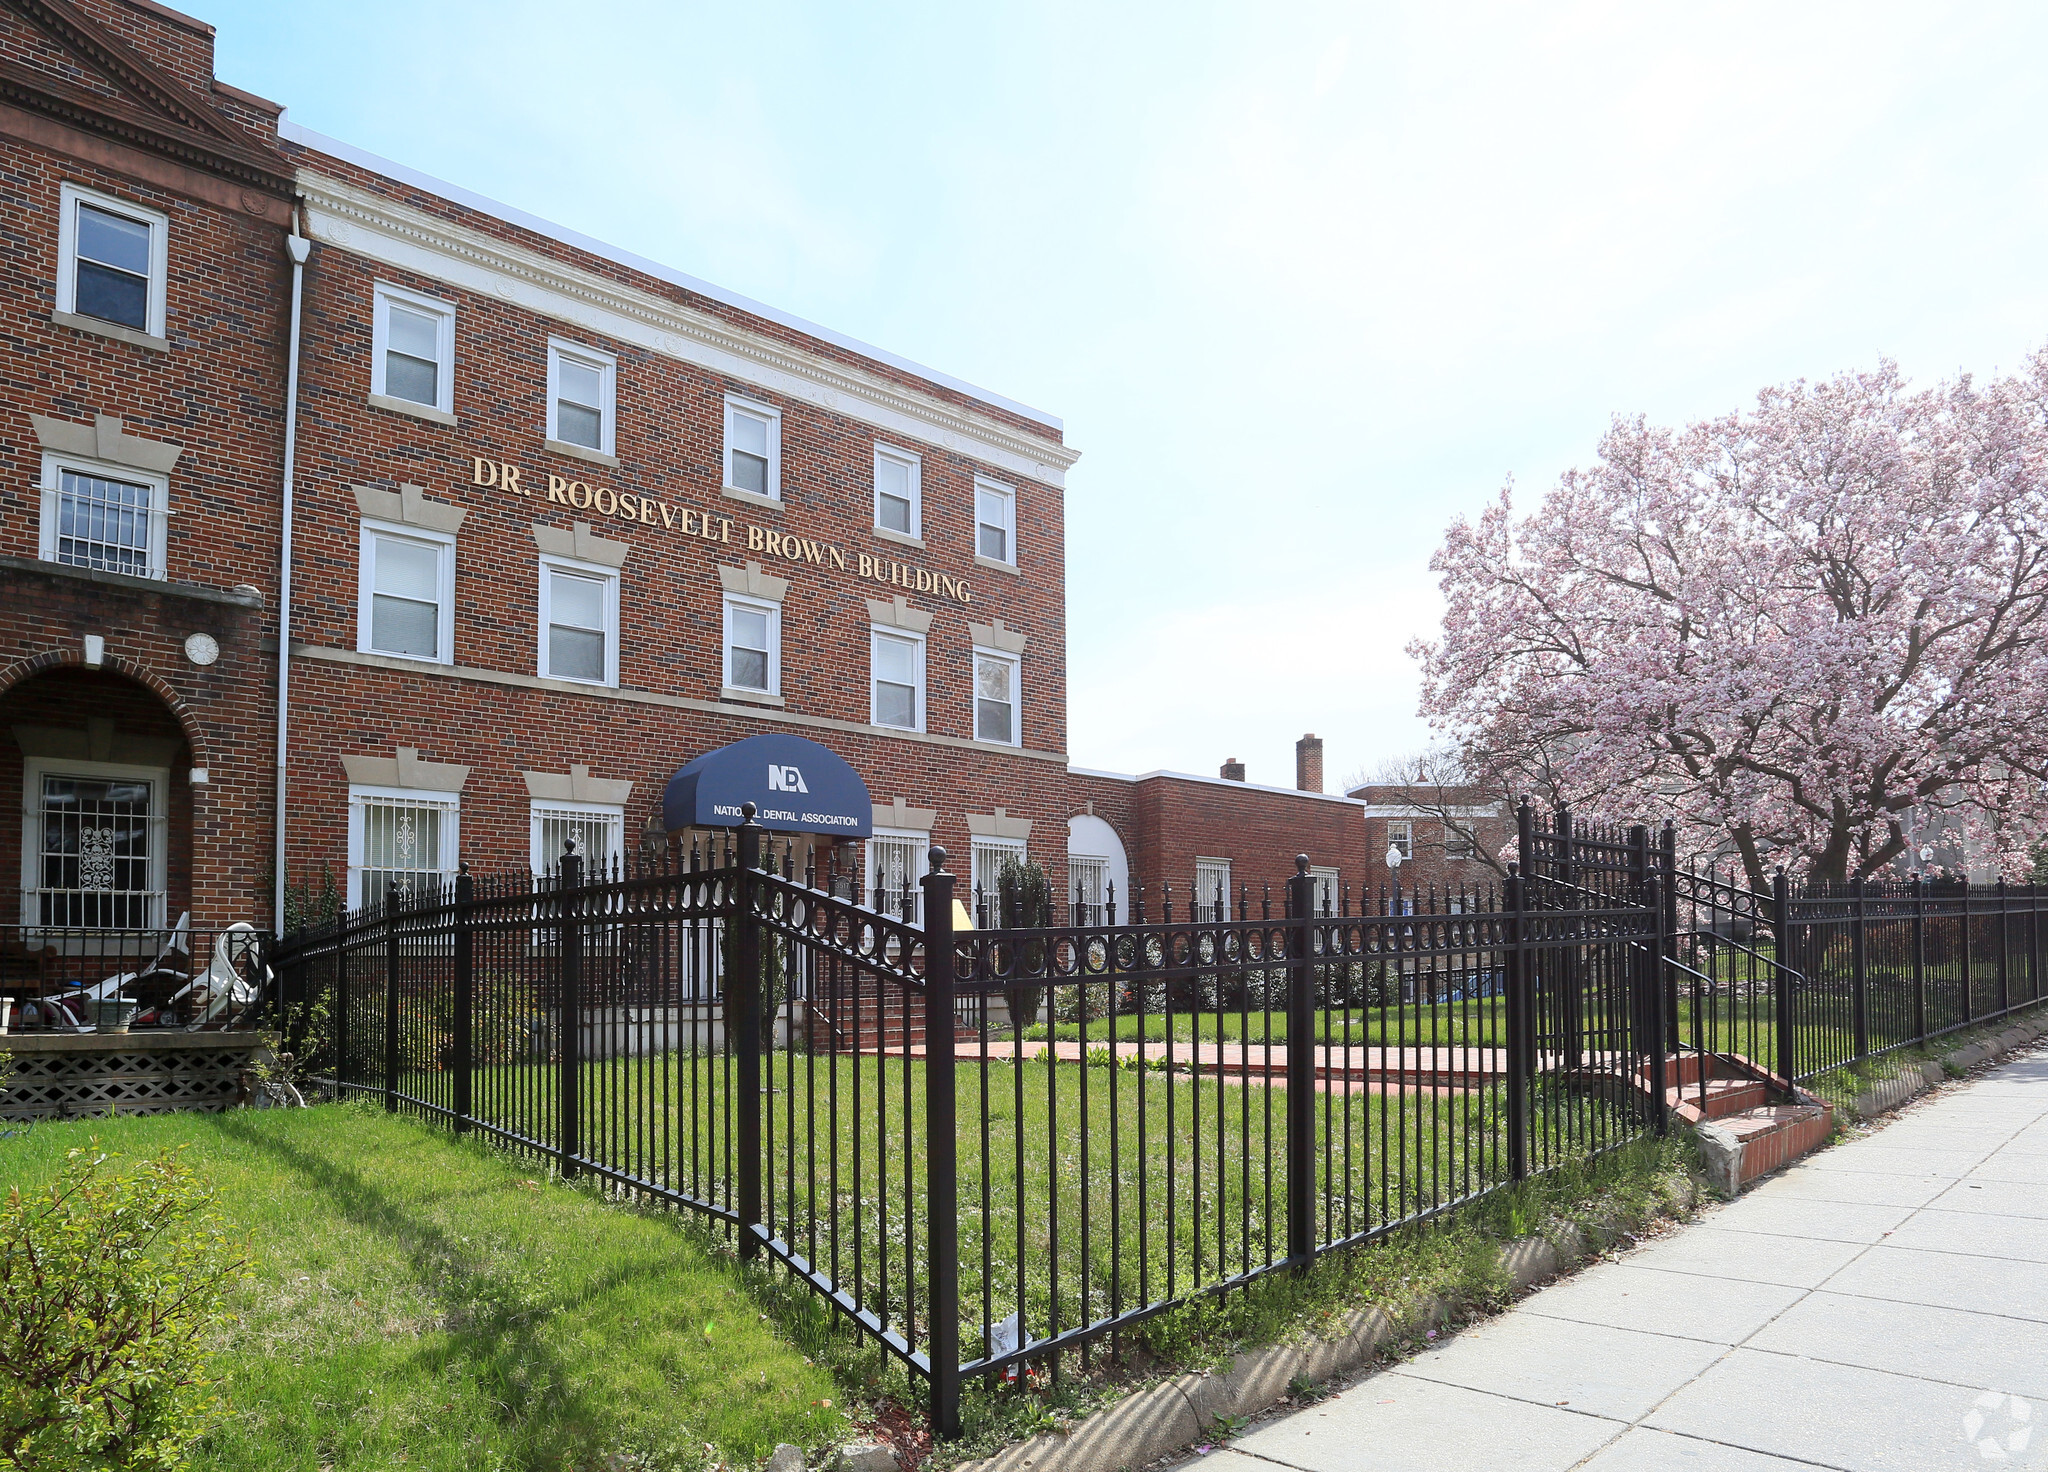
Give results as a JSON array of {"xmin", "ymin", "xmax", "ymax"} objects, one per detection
[{"xmin": 0, "ymin": 665, "xmax": 195, "ymax": 934}]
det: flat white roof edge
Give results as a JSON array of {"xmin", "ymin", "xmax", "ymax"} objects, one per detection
[
  {"xmin": 1067, "ymin": 764, "xmax": 1367, "ymax": 807},
  {"xmin": 277, "ymin": 116, "xmax": 1063, "ymax": 434}
]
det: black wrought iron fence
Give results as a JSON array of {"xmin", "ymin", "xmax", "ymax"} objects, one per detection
[{"xmin": 271, "ymin": 801, "xmax": 2048, "ymax": 1437}]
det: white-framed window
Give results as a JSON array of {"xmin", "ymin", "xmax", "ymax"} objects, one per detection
[
  {"xmin": 724, "ymin": 396, "xmax": 781, "ymax": 499},
  {"xmin": 873, "ymin": 443, "xmax": 921, "ymax": 537},
  {"xmin": 1386, "ymin": 821, "xmax": 1414, "ymax": 862},
  {"xmin": 975, "ymin": 478, "xmax": 1015, "ymax": 564},
  {"xmin": 539, "ymin": 556, "xmax": 619, "ymax": 686},
  {"xmin": 1069, "ymin": 854, "xmax": 1109, "ymax": 924},
  {"xmin": 358, "ymin": 519, "xmax": 455, "ymax": 664},
  {"xmin": 530, "ymin": 799, "xmax": 625, "ymax": 878},
  {"xmin": 871, "ymin": 628, "xmax": 925, "ymax": 732},
  {"xmin": 547, "ymin": 339, "xmax": 615, "ymax": 453},
  {"xmin": 723, "ymin": 593, "xmax": 781, "ymax": 696},
  {"xmin": 38, "ymin": 452, "xmax": 168, "ymax": 580},
  {"xmin": 1445, "ymin": 823, "xmax": 1477, "ymax": 861},
  {"xmin": 971, "ymin": 836, "xmax": 1028, "ymax": 926},
  {"xmin": 19, "ymin": 756, "xmax": 167, "ymax": 929},
  {"xmin": 57, "ymin": 184, "xmax": 167, "ymax": 338},
  {"xmin": 973, "ymin": 648, "xmax": 1020, "ymax": 746},
  {"xmin": 865, "ymin": 828, "xmax": 929, "ymax": 923},
  {"xmin": 1194, "ymin": 857, "xmax": 1232, "ymax": 922},
  {"xmin": 1309, "ymin": 865, "xmax": 1341, "ymax": 918},
  {"xmin": 347, "ymin": 785, "xmax": 460, "ymax": 909},
  {"xmin": 371, "ymin": 282, "xmax": 456, "ymax": 413}
]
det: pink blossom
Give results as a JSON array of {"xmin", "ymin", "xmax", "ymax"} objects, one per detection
[{"xmin": 1414, "ymin": 353, "xmax": 2048, "ymax": 886}]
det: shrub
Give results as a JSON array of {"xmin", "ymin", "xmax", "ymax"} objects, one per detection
[{"xmin": 0, "ymin": 1147, "xmax": 247, "ymax": 1471}]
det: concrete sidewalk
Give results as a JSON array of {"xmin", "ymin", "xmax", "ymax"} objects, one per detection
[{"xmin": 1189, "ymin": 1046, "xmax": 2048, "ymax": 1472}]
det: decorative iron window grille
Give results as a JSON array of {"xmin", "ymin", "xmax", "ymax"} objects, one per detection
[
  {"xmin": 27, "ymin": 774, "xmax": 164, "ymax": 928},
  {"xmin": 351, "ymin": 793, "xmax": 457, "ymax": 907}
]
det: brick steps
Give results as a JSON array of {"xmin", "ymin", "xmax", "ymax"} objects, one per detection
[{"xmin": 1656, "ymin": 1049, "xmax": 1836, "ymax": 1192}]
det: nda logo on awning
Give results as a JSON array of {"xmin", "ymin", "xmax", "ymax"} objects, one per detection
[{"xmin": 767, "ymin": 764, "xmax": 809, "ymax": 794}]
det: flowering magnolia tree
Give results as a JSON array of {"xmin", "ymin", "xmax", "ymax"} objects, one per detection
[{"xmin": 1415, "ymin": 353, "xmax": 2048, "ymax": 889}]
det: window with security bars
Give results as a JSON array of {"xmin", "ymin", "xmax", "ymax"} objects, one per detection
[
  {"xmin": 1069, "ymin": 855, "xmax": 1109, "ymax": 924},
  {"xmin": 531, "ymin": 804, "xmax": 623, "ymax": 878},
  {"xmin": 971, "ymin": 837, "xmax": 1026, "ymax": 925},
  {"xmin": 865, "ymin": 832, "xmax": 927, "ymax": 924},
  {"xmin": 1194, "ymin": 857, "xmax": 1231, "ymax": 921},
  {"xmin": 350, "ymin": 793, "xmax": 458, "ymax": 908},
  {"xmin": 50, "ymin": 465, "xmax": 161, "ymax": 578},
  {"xmin": 1309, "ymin": 865, "xmax": 1340, "ymax": 918},
  {"xmin": 30, "ymin": 773, "xmax": 163, "ymax": 927}
]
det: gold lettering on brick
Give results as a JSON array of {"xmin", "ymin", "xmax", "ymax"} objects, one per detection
[{"xmin": 466, "ymin": 449, "xmax": 980, "ymax": 603}]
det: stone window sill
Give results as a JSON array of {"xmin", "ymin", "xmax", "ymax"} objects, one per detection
[
  {"xmin": 975, "ymin": 554, "xmax": 1020, "ymax": 575},
  {"xmin": 368, "ymin": 392, "xmax": 457, "ymax": 427},
  {"xmin": 0, "ymin": 553, "xmax": 262, "ymax": 607},
  {"xmin": 545, "ymin": 438, "xmax": 619, "ymax": 468},
  {"xmin": 874, "ymin": 526, "xmax": 926, "ymax": 550},
  {"xmin": 721, "ymin": 485, "xmax": 781, "ymax": 510},
  {"xmin": 52, "ymin": 310, "xmax": 167, "ymax": 353},
  {"xmin": 721, "ymin": 687, "xmax": 785, "ymax": 707}
]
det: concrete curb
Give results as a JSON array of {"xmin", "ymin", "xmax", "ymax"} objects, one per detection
[
  {"xmin": 949, "ymin": 1179, "xmax": 1699, "ymax": 1472},
  {"xmin": 1848, "ymin": 1010, "xmax": 2047, "ymax": 1121}
]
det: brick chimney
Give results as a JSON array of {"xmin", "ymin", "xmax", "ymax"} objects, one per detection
[
  {"xmin": 1219, "ymin": 757, "xmax": 1246, "ymax": 782},
  {"xmin": 1295, "ymin": 734, "xmax": 1323, "ymax": 793}
]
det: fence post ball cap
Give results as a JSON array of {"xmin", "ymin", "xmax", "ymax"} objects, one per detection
[
  {"xmin": 1295, "ymin": 854, "xmax": 1311, "ymax": 873},
  {"xmin": 741, "ymin": 801, "xmax": 757, "ymax": 821},
  {"xmin": 929, "ymin": 845, "xmax": 948, "ymax": 871}
]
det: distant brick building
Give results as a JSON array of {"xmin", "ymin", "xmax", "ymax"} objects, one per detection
[{"xmin": 1346, "ymin": 782, "xmax": 1515, "ymax": 899}]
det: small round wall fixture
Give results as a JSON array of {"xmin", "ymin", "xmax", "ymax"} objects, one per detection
[{"xmin": 184, "ymin": 632, "xmax": 220, "ymax": 667}]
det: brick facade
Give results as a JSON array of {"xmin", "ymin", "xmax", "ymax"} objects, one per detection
[
  {"xmin": 3, "ymin": 0, "xmax": 1409, "ymax": 936},
  {"xmin": 0, "ymin": 0, "xmax": 291, "ymax": 929}
]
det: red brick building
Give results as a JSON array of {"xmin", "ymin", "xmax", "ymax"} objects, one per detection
[
  {"xmin": 0, "ymin": 0, "xmax": 294, "ymax": 939},
  {"xmin": 3, "ymin": 0, "xmax": 1398, "ymax": 941},
  {"xmin": 1346, "ymin": 782, "xmax": 1514, "ymax": 899}
]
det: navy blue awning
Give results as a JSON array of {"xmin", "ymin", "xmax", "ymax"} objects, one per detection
[{"xmin": 661, "ymin": 733, "xmax": 872, "ymax": 838}]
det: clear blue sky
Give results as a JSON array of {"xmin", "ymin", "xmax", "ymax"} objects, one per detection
[{"xmin": 205, "ymin": 0, "xmax": 2048, "ymax": 789}]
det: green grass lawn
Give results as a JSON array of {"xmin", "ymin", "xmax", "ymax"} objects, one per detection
[
  {"xmin": 444, "ymin": 1050, "xmax": 1643, "ymax": 1371},
  {"xmin": 0, "ymin": 1103, "xmax": 840, "ymax": 1471},
  {"xmin": 1019, "ymin": 999, "xmax": 1510, "ymax": 1048}
]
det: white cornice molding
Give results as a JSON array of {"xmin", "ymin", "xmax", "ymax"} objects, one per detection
[{"xmin": 297, "ymin": 172, "xmax": 1079, "ymax": 490}]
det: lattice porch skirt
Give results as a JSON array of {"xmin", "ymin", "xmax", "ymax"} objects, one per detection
[{"xmin": 0, "ymin": 1033, "xmax": 276, "ymax": 1121}]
